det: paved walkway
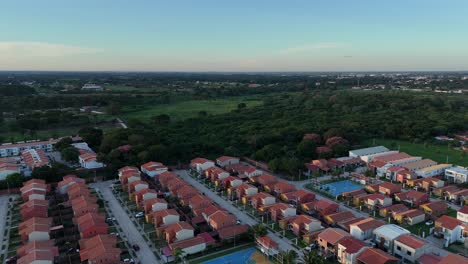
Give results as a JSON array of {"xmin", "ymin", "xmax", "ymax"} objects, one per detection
[
  {"xmin": 175, "ymin": 170, "xmax": 300, "ymax": 256},
  {"xmin": 90, "ymin": 181, "xmax": 160, "ymax": 264}
]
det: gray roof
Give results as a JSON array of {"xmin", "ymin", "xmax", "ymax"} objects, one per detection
[
  {"xmin": 373, "ymin": 224, "xmax": 410, "ymax": 240},
  {"xmin": 349, "ymin": 146, "xmax": 389, "ymax": 157}
]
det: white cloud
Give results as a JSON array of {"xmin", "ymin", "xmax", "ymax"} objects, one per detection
[
  {"xmin": 0, "ymin": 41, "xmax": 101, "ymax": 58},
  {"xmin": 278, "ymin": 42, "xmax": 339, "ymax": 55}
]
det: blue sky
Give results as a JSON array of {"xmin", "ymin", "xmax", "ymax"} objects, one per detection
[{"xmin": 1, "ymin": 0, "xmax": 468, "ymax": 71}]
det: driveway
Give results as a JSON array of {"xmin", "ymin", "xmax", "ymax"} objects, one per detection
[
  {"xmin": 175, "ymin": 170, "xmax": 300, "ymax": 255},
  {"xmin": 90, "ymin": 181, "xmax": 161, "ymax": 264}
]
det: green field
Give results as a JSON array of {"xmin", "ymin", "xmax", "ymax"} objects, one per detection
[
  {"xmin": 120, "ymin": 96, "xmax": 263, "ymax": 122},
  {"xmin": 363, "ymin": 138, "xmax": 468, "ymax": 167}
]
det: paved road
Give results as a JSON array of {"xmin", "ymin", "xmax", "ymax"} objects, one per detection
[
  {"xmin": 0, "ymin": 195, "xmax": 11, "ymax": 255},
  {"xmin": 90, "ymin": 181, "xmax": 160, "ymax": 264},
  {"xmin": 175, "ymin": 170, "xmax": 301, "ymax": 255}
]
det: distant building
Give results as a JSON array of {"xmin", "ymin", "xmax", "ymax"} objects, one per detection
[
  {"xmin": 0, "ymin": 161, "xmax": 20, "ymax": 180},
  {"xmin": 21, "ymin": 149, "xmax": 50, "ymax": 170},
  {"xmin": 445, "ymin": 166, "xmax": 468, "ymax": 184},
  {"xmin": 81, "ymin": 84, "xmax": 103, "ymax": 91}
]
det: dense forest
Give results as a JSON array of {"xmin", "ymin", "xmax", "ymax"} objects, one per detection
[{"xmin": 96, "ymin": 90, "xmax": 468, "ymax": 176}]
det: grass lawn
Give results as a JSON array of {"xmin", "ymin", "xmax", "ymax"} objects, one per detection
[
  {"xmin": 404, "ymin": 222, "xmax": 432, "ymax": 237},
  {"xmin": 363, "ymin": 138, "xmax": 468, "ymax": 167},
  {"xmin": 120, "ymin": 96, "xmax": 263, "ymax": 122}
]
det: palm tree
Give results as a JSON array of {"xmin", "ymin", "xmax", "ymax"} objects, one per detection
[
  {"xmin": 280, "ymin": 250, "xmax": 297, "ymax": 264},
  {"xmin": 172, "ymin": 248, "xmax": 185, "ymax": 263},
  {"xmin": 251, "ymin": 223, "xmax": 267, "ymax": 238},
  {"xmin": 300, "ymin": 249, "xmax": 324, "ymax": 264}
]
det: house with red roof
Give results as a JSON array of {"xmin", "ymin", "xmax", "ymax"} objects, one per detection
[
  {"xmin": 20, "ymin": 199, "xmax": 49, "ymax": 220},
  {"xmin": 16, "ymin": 240, "xmax": 58, "ymax": 264},
  {"xmin": 312, "ymin": 159, "xmax": 331, "ymax": 172},
  {"xmin": 314, "ymin": 199, "xmax": 340, "ymax": 217},
  {"xmin": 20, "ymin": 179, "xmax": 47, "ymax": 201},
  {"xmin": 243, "ymin": 166, "xmax": 262, "ymax": 178},
  {"xmin": 378, "ymin": 182, "xmax": 401, "ymax": 196},
  {"xmin": 420, "ymin": 177, "xmax": 445, "ymax": 192},
  {"xmin": 280, "ymin": 189, "xmax": 315, "ymax": 205},
  {"xmin": 349, "ymin": 218, "xmax": 384, "ymax": 240},
  {"xmin": 434, "ymin": 215, "xmax": 464, "ymax": 245},
  {"xmin": 143, "ymin": 198, "xmax": 168, "ymax": 214},
  {"xmin": 21, "ymin": 149, "xmax": 50, "ymax": 170},
  {"xmin": 189, "ymin": 194, "xmax": 212, "ymax": 211},
  {"xmin": 70, "ymin": 196, "xmax": 99, "ymax": 217},
  {"xmin": 152, "ymin": 209, "xmax": 180, "ymax": 227},
  {"xmin": 177, "ymin": 185, "xmax": 198, "ymax": 204},
  {"xmin": 251, "ymin": 173, "xmax": 277, "ymax": 187},
  {"xmin": 156, "ymin": 171, "xmax": 178, "ymax": 188},
  {"xmin": 221, "ymin": 176, "xmax": 242, "ymax": 189},
  {"xmin": 394, "ymin": 209, "xmax": 426, "ymax": 225},
  {"xmin": 19, "ymin": 217, "xmax": 51, "ymax": 242},
  {"xmin": 395, "ymin": 190, "xmax": 430, "ymax": 207},
  {"xmin": 141, "ymin": 161, "xmax": 167, "ymax": 177},
  {"xmin": 57, "ymin": 175, "xmax": 85, "ymax": 194},
  {"xmin": 256, "ymin": 236, "xmax": 279, "ymax": 256},
  {"xmin": 78, "ymin": 150, "xmax": 104, "ymax": 169},
  {"xmin": 457, "ymin": 205, "xmax": 468, "ymax": 223},
  {"xmin": 79, "ymin": 234, "xmax": 121, "ymax": 264},
  {"xmin": 168, "ymin": 178, "xmax": 189, "ymax": 196},
  {"xmin": 127, "ymin": 180, "xmax": 148, "ymax": 194},
  {"xmin": 364, "ymin": 183, "xmax": 381, "ymax": 193},
  {"xmin": 135, "ymin": 189, "xmax": 159, "ymax": 207},
  {"xmin": 168, "ymin": 236, "xmax": 207, "ymax": 258},
  {"xmin": 448, "ymin": 189, "xmax": 468, "ymax": 203},
  {"xmin": 324, "ymin": 211, "xmax": 356, "ymax": 226},
  {"xmin": 190, "ymin": 158, "xmax": 215, "ymax": 173},
  {"xmin": 66, "ymin": 183, "xmax": 90, "ymax": 200},
  {"xmin": 432, "ymin": 185, "xmax": 459, "ymax": 198},
  {"xmin": 379, "ymin": 204, "xmax": 408, "ymax": 218},
  {"xmin": 317, "ymin": 228, "xmax": 350, "ymax": 256},
  {"xmin": 363, "ymin": 194, "xmax": 392, "ymax": 210},
  {"xmin": 208, "ymin": 210, "xmax": 236, "ymax": 231},
  {"xmin": 304, "ymin": 163, "xmax": 320, "ymax": 176},
  {"xmin": 158, "ymin": 221, "xmax": 195, "ymax": 243},
  {"xmin": 393, "ymin": 234, "xmax": 428, "ymax": 263},
  {"xmin": 419, "ymin": 201, "xmax": 448, "ymax": 217},
  {"xmin": 438, "ymin": 253, "xmax": 468, "ymax": 264},
  {"xmin": 396, "ymin": 169, "xmax": 415, "ymax": 183},
  {"xmin": 264, "ymin": 202, "xmax": 296, "ymax": 222},
  {"xmin": 120, "ymin": 171, "xmax": 141, "ymax": 187},
  {"xmin": 417, "ymin": 254, "xmax": 443, "ymax": 264},
  {"xmin": 76, "ymin": 212, "xmax": 108, "ymax": 239},
  {"xmin": 356, "ymin": 248, "xmax": 398, "ymax": 264},
  {"xmin": 248, "ymin": 192, "xmax": 276, "ymax": 209},
  {"xmin": 235, "ymin": 183, "xmax": 258, "ymax": 199},
  {"xmin": 268, "ymin": 181, "xmax": 296, "ymax": 196},
  {"xmin": 205, "ymin": 166, "xmax": 230, "ymax": 182},
  {"xmin": 282, "ymin": 214, "xmax": 322, "ymax": 236},
  {"xmin": 118, "ymin": 166, "xmax": 140, "ymax": 179},
  {"xmin": 216, "ymin": 156, "xmax": 240, "ymax": 167},
  {"xmin": 337, "ymin": 237, "xmax": 368, "ymax": 264}
]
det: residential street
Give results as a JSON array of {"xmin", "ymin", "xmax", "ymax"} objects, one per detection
[
  {"xmin": 90, "ymin": 181, "xmax": 161, "ymax": 264},
  {"xmin": 175, "ymin": 170, "xmax": 301, "ymax": 255}
]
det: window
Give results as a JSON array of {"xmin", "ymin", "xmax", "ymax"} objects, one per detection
[
  {"xmin": 396, "ymin": 246, "xmax": 401, "ymax": 251},
  {"xmin": 407, "ymin": 251, "xmax": 412, "ymax": 256}
]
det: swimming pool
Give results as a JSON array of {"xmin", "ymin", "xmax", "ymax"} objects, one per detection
[
  {"xmin": 202, "ymin": 247, "xmax": 271, "ymax": 264},
  {"xmin": 319, "ymin": 180, "xmax": 363, "ymax": 197}
]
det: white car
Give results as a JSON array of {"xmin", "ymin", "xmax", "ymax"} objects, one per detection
[
  {"xmin": 135, "ymin": 212, "xmax": 145, "ymax": 218},
  {"xmin": 305, "ymin": 244, "xmax": 316, "ymax": 251}
]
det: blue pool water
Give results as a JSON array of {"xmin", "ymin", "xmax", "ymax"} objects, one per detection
[
  {"xmin": 203, "ymin": 247, "xmax": 257, "ymax": 264},
  {"xmin": 319, "ymin": 180, "xmax": 363, "ymax": 196}
]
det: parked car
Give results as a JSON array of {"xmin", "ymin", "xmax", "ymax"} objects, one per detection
[
  {"xmin": 236, "ymin": 220, "xmax": 242, "ymax": 225},
  {"xmin": 135, "ymin": 212, "xmax": 145, "ymax": 218},
  {"xmin": 425, "ymin": 220, "xmax": 434, "ymax": 226},
  {"xmin": 132, "ymin": 244, "xmax": 140, "ymax": 251}
]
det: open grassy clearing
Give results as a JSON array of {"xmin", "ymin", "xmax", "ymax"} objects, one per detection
[
  {"xmin": 363, "ymin": 138, "xmax": 468, "ymax": 167},
  {"xmin": 120, "ymin": 96, "xmax": 263, "ymax": 122}
]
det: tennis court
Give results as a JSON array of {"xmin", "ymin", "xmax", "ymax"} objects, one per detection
[{"xmin": 319, "ymin": 180, "xmax": 363, "ymax": 196}]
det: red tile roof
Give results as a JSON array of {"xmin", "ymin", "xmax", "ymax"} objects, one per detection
[
  {"xmin": 417, "ymin": 254, "xmax": 443, "ymax": 264},
  {"xmin": 459, "ymin": 206, "xmax": 468, "ymax": 214},
  {"xmin": 256, "ymin": 236, "xmax": 278, "ymax": 249},
  {"xmin": 318, "ymin": 228, "xmax": 350, "ymax": 245},
  {"xmin": 357, "ymin": 248, "xmax": 399, "ymax": 264},
  {"xmin": 350, "ymin": 218, "xmax": 384, "ymax": 231},
  {"xmin": 218, "ymin": 224, "xmax": 249, "ymax": 240},
  {"xmin": 396, "ymin": 234, "xmax": 426, "ymax": 249},
  {"xmin": 141, "ymin": 161, "xmax": 166, "ymax": 171},
  {"xmin": 169, "ymin": 236, "xmax": 205, "ymax": 251},
  {"xmin": 436, "ymin": 215, "xmax": 462, "ymax": 230},
  {"xmin": 217, "ymin": 156, "xmax": 238, "ymax": 162},
  {"xmin": 338, "ymin": 237, "xmax": 367, "ymax": 254}
]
